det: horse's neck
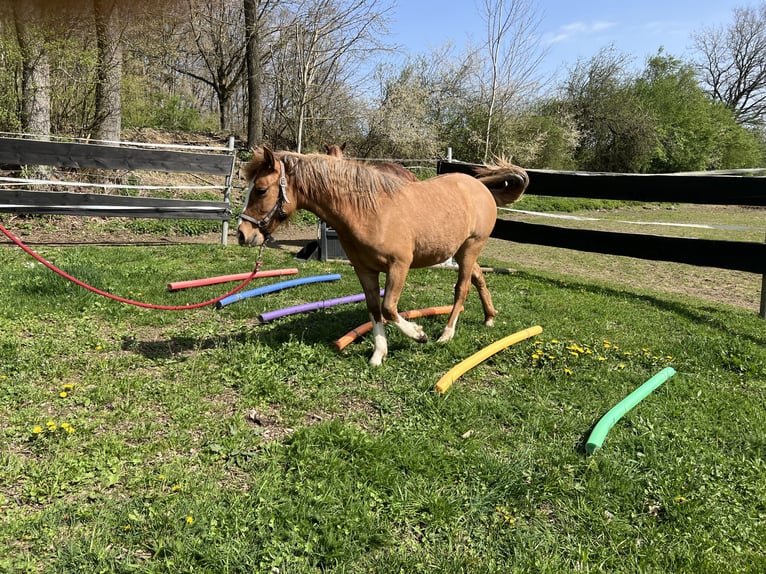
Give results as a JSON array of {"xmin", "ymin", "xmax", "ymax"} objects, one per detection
[{"xmin": 295, "ymin": 192, "xmax": 367, "ymax": 239}]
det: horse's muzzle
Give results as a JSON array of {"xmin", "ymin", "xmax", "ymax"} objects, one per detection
[{"xmin": 237, "ymin": 224, "xmax": 266, "ymax": 247}]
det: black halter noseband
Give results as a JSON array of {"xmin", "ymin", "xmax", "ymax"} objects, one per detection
[{"xmin": 239, "ymin": 160, "xmax": 290, "ymax": 241}]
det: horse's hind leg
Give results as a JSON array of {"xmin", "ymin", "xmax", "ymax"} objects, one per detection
[
  {"xmin": 471, "ymin": 262, "xmax": 496, "ymax": 327},
  {"xmin": 438, "ymin": 244, "xmax": 495, "ymax": 342}
]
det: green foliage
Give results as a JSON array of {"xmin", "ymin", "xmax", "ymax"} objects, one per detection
[
  {"xmin": 123, "ymin": 83, "xmax": 218, "ymax": 132},
  {"xmin": 560, "ymin": 47, "xmax": 657, "ymax": 172},
  {"xmin": 0, "ymin": 35, "xmax": 21, "ymax": 133},
  {"xmin": 635, "ymin": 52, "xmax": 765, "ymax": 172},
  {"xmin": 1, "ymin": 241, "xmax": 765, "ymax": 572}
]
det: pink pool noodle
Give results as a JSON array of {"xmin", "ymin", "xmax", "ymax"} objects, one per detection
[
  {"xmin": 167, "ymin": 268, "xmax": 299, "ymax": 291},
  {"xmin": 259, "ymin": 290, "xmax": 383, "ymax": 323}
]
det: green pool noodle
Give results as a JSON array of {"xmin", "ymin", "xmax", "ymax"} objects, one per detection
[{"xmin": 586, "ymin": 367, "xmax": 676, "ymax": 455}]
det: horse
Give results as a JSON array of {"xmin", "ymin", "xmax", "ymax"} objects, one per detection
[
  {"xmin": 239, "ymin": 146, "xmax": 529, "ymax": 366},
  {"xmin": 324, "ymin": 142, "xmax": 418, "ymax": 182}
]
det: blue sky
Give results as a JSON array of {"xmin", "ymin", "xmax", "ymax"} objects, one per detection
[{"xmin": 389, "ymin": 0, "xmax": 735, "ymax": 81}]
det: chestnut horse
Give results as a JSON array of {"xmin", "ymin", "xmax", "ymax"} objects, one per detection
[
  {"xmin": 239, "ymin": 146, "xmax": 528, "ymax": 366},
  {"xmin": 324, "ymin": 142, "xmax": 418, "ymax": 182}
]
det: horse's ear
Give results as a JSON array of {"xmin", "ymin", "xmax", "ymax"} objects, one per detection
[
  {"xmin": 323, "ymin": 144, "xmax": 331, "ymax": 153},
  {"xmin": 340, "ymin": 142, "xmax": 347, "ymax": 151},
  {"xmin": 262, "ymin": 145, "xmax": 276, "ymax": 171}
]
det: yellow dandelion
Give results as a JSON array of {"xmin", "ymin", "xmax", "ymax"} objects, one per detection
[
  {"xmin": 46, "ymin": 420, "xmax": 57, "ymax": 430},
  {"xmin": 171, "ymin": 484, "xmax": 181, "ymax": 492},
  {"xmin": 32, "ymin": 425, "xmax": 43, "ymax": 434},
  {"xmin": 598, "ymin": 356, "xmax": 606, "ymax": 362},
  {"xmin": 548, "ymin": 355, "xmax": 556, "ymax": 360},
  {"xmin": 564, "ymin": 368, "xmax": 573, "ymax": 376},
  {"xmin": 674, "ymin": 496, "xmax": 687, "ymax": 504},
  {"xmin": 96, "ymin": 345, "xmax": 103, "ymax": 351},
  {"xmin": 59, "ymin": 391, "xmax": 68, "ymax": 398},
  {"xmin": 569, "ymin": 351, "xmax": 579, "ymax": 357},
  {"xmin": 158, "ymin": 474, "xmax": 166, "ymax": 481},
  {"xmin": 62, "ymin": 383, "xmax": 75, "ymax": 391},
  {"xmin": 532, "ymin": 353, "xmax": 540, "ymax": 360},
  {"xmin": 551, "ymin": 339, "xmax": 559, "ymax": 344},
  {"xmin": 185, "ymin": 515, "xmax": 194, "ymax": 525},
  {"xmin": 618, "ymin": 363, "xmax": 626, "ymax": 370},
  {"xmin": 665, "ymin": 355, "xmax": 673, "ymax": 360},
  {"xmin": 123, "ymin": 524, "xmax": 132, "ymax": 531}
]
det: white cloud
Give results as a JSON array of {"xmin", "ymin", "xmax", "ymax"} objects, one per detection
[{"xmin": 545, "ymin": 20, "xmax": 617, "ymax": 45}]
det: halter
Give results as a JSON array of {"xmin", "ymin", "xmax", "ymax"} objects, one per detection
[{"xmin": 239, "ymin": 159, "xmax": 290, "ymax": 241}]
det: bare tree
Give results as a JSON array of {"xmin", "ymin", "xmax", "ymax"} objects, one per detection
[
  {"xmin": 478, "ymin": 0, "xmax": 546, "ymax": 161},
  {"xmin": 152, "ymin": 0, "xmax": 247, "ymax": 131},
  {"xmin": 268, "ymin": 0, "xmax": 392, "ymax": 152},
  {"xmin": 693, "ymin": 3, "xmax": 766, "ymax": 126},
  {"xmin": 12, "ymin": 0, "xmax": 50, "ymax": 137}
]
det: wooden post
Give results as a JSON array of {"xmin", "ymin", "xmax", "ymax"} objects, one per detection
[
  {"xmin": 221, "ymin": 136, "xmax": 235, "ymax": 245},
  {"xmin": 761, "ymin": 231, "xmax": 766, "ymax": 319}
]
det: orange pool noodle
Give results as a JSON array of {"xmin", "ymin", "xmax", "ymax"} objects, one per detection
[{"xmin": 334, "ymin": 305, "xmax": 455, "ymax": 351}]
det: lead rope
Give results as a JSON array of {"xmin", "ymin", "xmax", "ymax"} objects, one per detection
[{"xmin": 0, "ymin": 221, "xmax": 264, "ymax": 311}]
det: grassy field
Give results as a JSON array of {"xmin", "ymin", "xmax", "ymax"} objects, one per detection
[{"xmin": 1, "ymin": 230, "xmax": 765, "ymax": 572}]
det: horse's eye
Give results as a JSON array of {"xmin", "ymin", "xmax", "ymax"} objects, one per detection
[{"xmin": 254, "ymin": 187, "xmax": 268, "ymax": 196}]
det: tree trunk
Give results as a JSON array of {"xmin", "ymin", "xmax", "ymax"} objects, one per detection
[
  {"xmin": 244, "ymin": 0, "xmax": 263, "ymax": 148},
  {"xmin": 13, "ymin": 0, "xmax": 50, "ymax": 138},
  {"xmin": 94, "ymin": 0, "xmax": 123, "ymax": 143}
]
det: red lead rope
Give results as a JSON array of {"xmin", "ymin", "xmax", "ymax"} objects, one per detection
[{"xmin": 0, "ymin": 222, "xmax": 262, "ymax": 310}]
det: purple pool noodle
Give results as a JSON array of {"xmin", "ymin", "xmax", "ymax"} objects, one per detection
[{"xmin": 258, "ymin": 289, "xmax": 384, "ymax": 322}]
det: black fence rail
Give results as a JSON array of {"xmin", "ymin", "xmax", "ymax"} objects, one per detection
[
  {"xmin": 0, "ymin": 136, "xmax": 236, "ymax": 244},
  {"xmin": 438, "ymin": 160, "xmax": 766, "ymax": 316}
]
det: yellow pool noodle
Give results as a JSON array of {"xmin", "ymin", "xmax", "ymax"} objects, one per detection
[{"xmin": 434, "ymin": 325, "xmax": 543, "ymax": 393}]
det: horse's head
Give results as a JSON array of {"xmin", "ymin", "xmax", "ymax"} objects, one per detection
[
  {"xmin": 238, "ymin": 146, "xmax": 297, "ymax": 247},
  {"xmin": 323, "ymin": 142, "xmax": 346, "ymax": 158}
]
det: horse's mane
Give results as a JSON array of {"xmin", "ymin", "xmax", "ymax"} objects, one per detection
[{"xmin": 244, "ymin": 149, "xmax": 407, "ymax": 212}]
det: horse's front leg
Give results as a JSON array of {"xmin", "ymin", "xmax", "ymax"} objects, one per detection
[
  {"xmin": 383, "ymin": 263, "xmax": 428, "ymax": 345},
  {"xmin": 356, "ymin": 270, "xmax": 387, "ymax": 366}
]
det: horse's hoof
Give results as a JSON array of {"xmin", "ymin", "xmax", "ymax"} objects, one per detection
[
  {"xmin": 369, "ymin": 355, "xmax": 384, "ymax": 366},
  {"xmin": 437, "ymin": 327, "xmax": 455, "ymax": 343},
  {"xmin": 484, "ymin": 318, "xmax": 495, "ymax": 327}
]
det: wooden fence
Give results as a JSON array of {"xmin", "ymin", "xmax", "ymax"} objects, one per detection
[
  {"xmin": 438, "ymin": 160, "xmax": 766, "ymax": 316},
  {"xmin": 0, "ymin": 136, "xmax": 236, "ymax": 244}
]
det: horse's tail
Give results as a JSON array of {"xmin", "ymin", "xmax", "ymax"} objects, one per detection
[{"xmin": 473, "ymin": 162, "xmax": 529, "ymax": 206}]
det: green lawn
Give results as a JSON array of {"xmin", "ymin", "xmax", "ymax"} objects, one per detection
[{"xmin": 0, "ymin": 240, "xmax": 764, "ymax": 572}]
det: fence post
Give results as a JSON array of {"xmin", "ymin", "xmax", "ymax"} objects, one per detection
[
  {"xmin": 221, "ymin": 136, "xmax": 235, "ymax": 245},
  {"xmin": 761, "ymin": 231, "xmax": 766, "ymax": 318}
]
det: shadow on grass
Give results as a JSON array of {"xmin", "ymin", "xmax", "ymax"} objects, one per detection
[{"xmin": 121, "ymin": 306, "xmax": 373, "ymax": 360}]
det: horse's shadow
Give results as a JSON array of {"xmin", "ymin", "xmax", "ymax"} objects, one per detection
[{"xmin": 120, "ymin": 306, "xmax": 371, "ymax": 360}]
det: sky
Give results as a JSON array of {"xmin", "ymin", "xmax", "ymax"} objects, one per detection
[{"xmin": 388, "ymin": 0, "xmax": 736, "ymax": 83}]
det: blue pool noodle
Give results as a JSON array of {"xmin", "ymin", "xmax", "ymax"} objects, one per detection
[{"xmin": 215, "ymin": 274, "xmax": 342, "ymax": 309}]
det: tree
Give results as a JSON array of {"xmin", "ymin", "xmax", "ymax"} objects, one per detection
[
  {"xmin": 93, "ymin": 0, "xmax": 123, "ymax": 142},
  {"xmin": 477, "ymin": 0, "xmax": 546, "ymax": 161},
  {"xmin": 693, "ymin": 3, "xmax": 766, "ymax": 126},
  {"xmin": 243, "ymin": 0, "xmax": 270, "ymax": 147},
  {"xmin": 267, "ymin": 0, "xmax": 392, "ymax": 152},
  {"xmin": 11, "ymin": 0, "xmax": 50, "ymax": 137},
  {"xmin": 561, "ymin": 47, "xmax": 655, "ymax": 172},
  {"xmin": 635, "ymin": 52, "xmax": 763, "ymax": 172}
]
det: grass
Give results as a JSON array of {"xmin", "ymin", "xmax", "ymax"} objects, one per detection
[{"xmin": 1, "ymin": 237, "xmax": 765, "ymax": 572}]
